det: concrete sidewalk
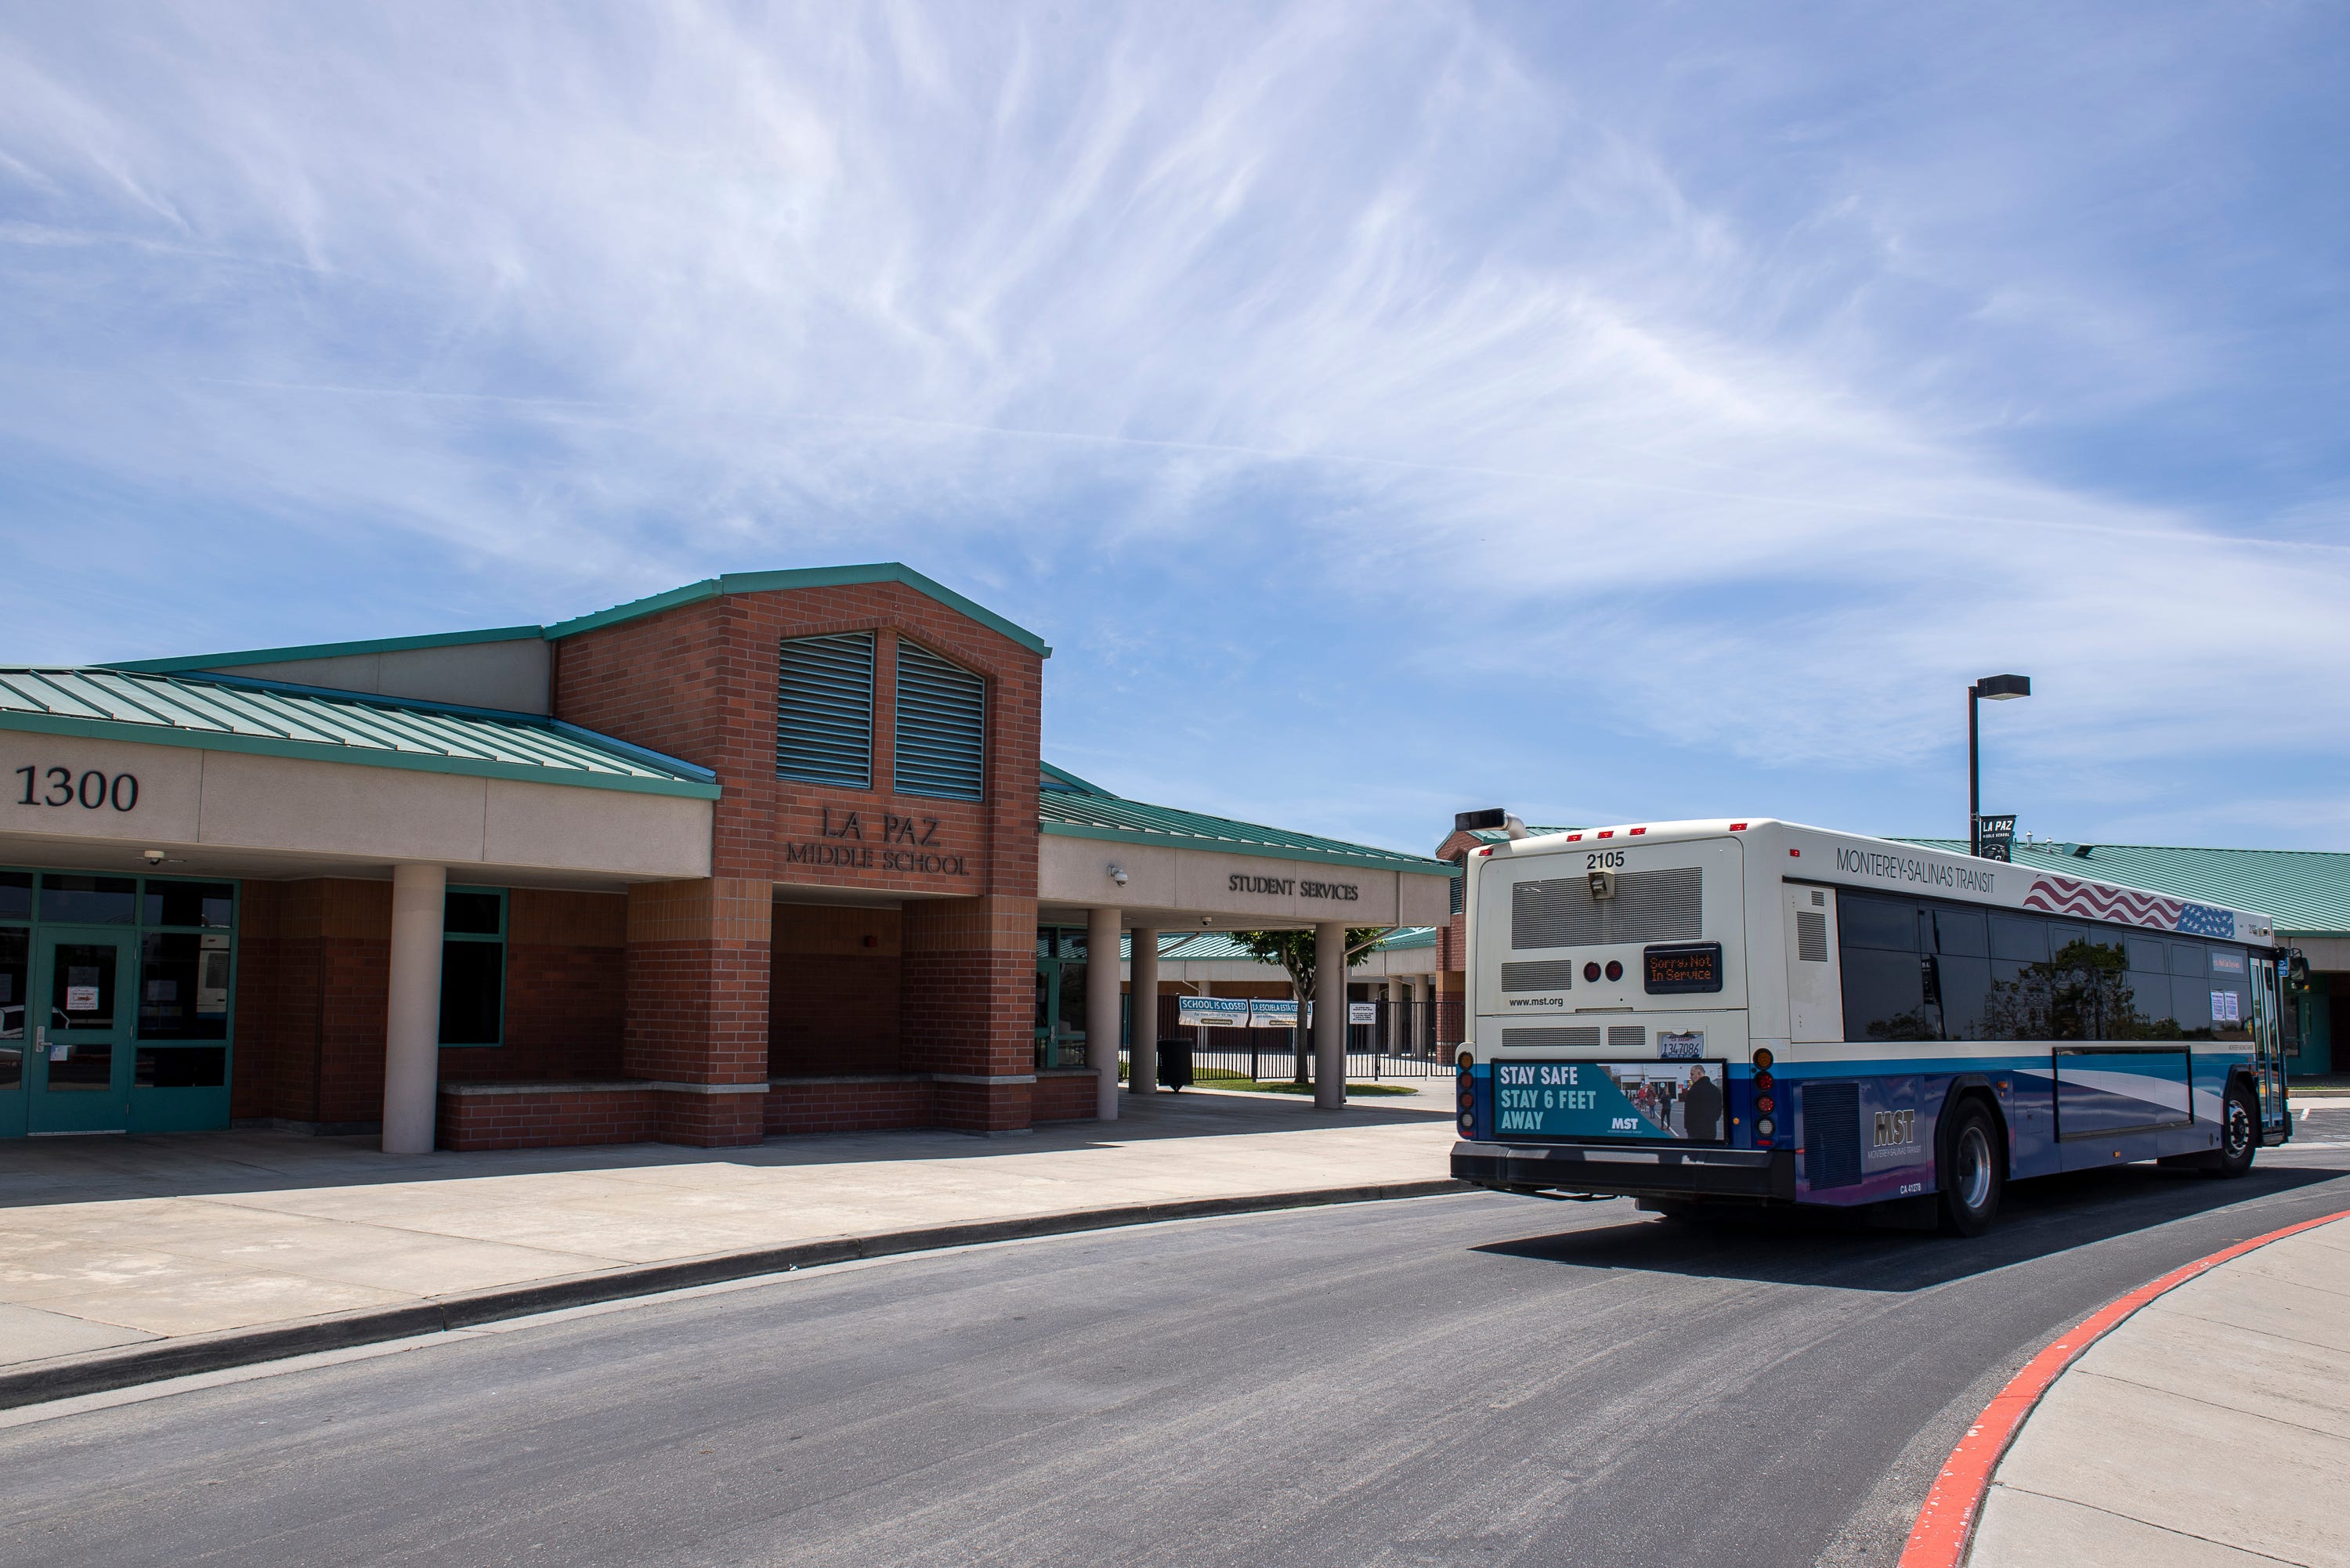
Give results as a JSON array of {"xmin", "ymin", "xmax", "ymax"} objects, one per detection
[
  {"xmin": 1969, "ymin": 1212, "xmax": 2350, "ymax": 1566},
  {"xmin": 0, "ymin": 1082, "xmax": 1458, "ymax": 1385}
]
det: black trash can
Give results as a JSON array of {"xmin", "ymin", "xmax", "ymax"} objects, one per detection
[{"xmin": 1156, "ymin": 1039, "xmax": 1194, "ymax": 1092}]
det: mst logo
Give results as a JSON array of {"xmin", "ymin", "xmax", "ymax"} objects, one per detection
[{"xmin": 1872, "ymin": 1108, "xmax": 1918, "ymax": 1148}]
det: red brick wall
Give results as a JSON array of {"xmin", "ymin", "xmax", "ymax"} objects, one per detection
[
  {"xmin": 622, "ymin": 879, "xmax": 771, "ymax": 1086},
  {"xmin": 227, "ymin": 879, "xmax": 392, "ymax": 1127},
  {"xmin": 439, "ymin": 1086, "xmax": 660, "ymax": 1150},
  {"xmin": 1031, "ymin": 1071, "xmax": 1097, "ymax": 1122},
  {"xmin": 768, "ymin": 903, "xmax": 902, "ymax": 1075},
  {"xmin": 764, "ymin": 1077, "xmax": 936, "ymax": 1136}
]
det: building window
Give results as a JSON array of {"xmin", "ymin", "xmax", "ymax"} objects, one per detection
[
  {"xmin": 38, "ymin": 873, "xmax": 137, "ymax": 924},
  {"xmin": 893, "ymin": 638, "xmax": 985, "ymax": 801},
  {"xmin": 139, "ymin": 880, "xmax": 237, "ymax": 1042},
  {"xmin": 439, "ymin": 887, "xmax": 506, "ymax": 1047},
  {"xmin": 776, "ymin": 632, "xmax": 877, "ymax": 788}
]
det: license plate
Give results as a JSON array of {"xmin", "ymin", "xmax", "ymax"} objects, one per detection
[{"xmin": 1491, "ymin": 1059, "xmax": 1730, "ymax": 1143}]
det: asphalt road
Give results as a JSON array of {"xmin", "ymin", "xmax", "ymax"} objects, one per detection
[{"xmin": 6, "ymin": 1141, "xmax": 2350, "ymax": 1568}]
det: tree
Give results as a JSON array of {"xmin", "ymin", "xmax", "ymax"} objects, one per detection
[{"xmin": 1227, "ymin": 927, "xmax": 1394, "ymax": 1082}]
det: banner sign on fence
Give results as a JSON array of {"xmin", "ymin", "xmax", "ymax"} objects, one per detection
[{"xmin": 1177, "ymin": 999, "xmax": 1381, "ymax": 1029}]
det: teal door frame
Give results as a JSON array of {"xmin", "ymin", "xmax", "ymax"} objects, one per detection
[{"xmin": 28, "ymin": 927, "xmax": 138, "ymax": 1134}]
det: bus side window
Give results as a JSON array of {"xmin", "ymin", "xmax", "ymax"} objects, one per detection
[
  {"xmin": 1933, "ymin": 908, "xmax": 1991, "ymax": 1040},
  {"xmin": 2124, "ymin": 938, "xmax": 2177, "ymax": 1034},
  {"xmin": 1990, "ymin": 914, "xmax": 2048, "ymax": 963},
  {"xmin": 1838, "ymin": 894, "xmax": 1932, "ymax": 1042},
  {"xmin": 1984, "ymin": 914, "xmax": 2050, "ymax": 1042},
  {"xmin": 2170, "ymin": 942, "xmax": 2214, "ymax": 1039}
]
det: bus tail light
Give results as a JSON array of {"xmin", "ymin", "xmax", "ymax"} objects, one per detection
[
  {"xmin": 1755, "ymin": 1117, "xmax": 1776, "ymax": 1140},
  {"xmin": 1455, "ymin": 1053, "xmax": 1476, "ymax": 1136}
]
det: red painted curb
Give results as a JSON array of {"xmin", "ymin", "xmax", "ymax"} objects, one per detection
[{"xmin": 1898, "ymin": 1205, "xmax": 2350, "ymax": 1568}]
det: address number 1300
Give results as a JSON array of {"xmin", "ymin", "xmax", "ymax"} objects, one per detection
[{"xmin": 13, "ymin": 765, "xmax": 139, "ymax": 812}]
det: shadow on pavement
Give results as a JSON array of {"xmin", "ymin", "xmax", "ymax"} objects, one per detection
[
  {"xmin": 1472, "ymin": 1157, "xmax": 2350, "ymax": 1293},
  {"xmin": 0, "ymin": 1078, "xmax": 1455, "ymax": 1211}
]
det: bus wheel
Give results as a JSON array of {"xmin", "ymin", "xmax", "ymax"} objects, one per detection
[
  {"xmin": 1937, "ymin": 1100, "xmax": 2003, "ymax": 1237},
  {"xmin": 2206, "ymin": 1082, "xmax": 2259, "ymax": 1180}
]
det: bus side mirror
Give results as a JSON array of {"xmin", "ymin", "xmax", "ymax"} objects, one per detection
[{"xmin": 2288, "ymin": 950, "xmax": 2312, "ymax": 991}]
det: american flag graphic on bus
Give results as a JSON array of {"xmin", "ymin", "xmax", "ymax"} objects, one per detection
[{"xmin": 2021, "ymin": 874, "xmax": 2237, "ymax": 938}]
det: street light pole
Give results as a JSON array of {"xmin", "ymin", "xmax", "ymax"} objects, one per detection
[
  {"xmin": 1968, "ymin": 674, "xmax": 2032, "ymax": 857},
  {"xmin": 1969, "ymin": 685, "xmax": 1980, "ymax": 858}
]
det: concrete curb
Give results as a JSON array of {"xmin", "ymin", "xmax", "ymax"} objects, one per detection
[
  {"xmin": 1896, "ymin": 1205, "xmax": 2350, "ymax": 1568},
  {"xmin": 0, "ymin": 1177, "xmax": 1470, "ymax": 1411}
]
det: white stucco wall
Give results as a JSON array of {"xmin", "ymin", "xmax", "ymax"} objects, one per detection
[
  {"xmin": 1037, "ymin": 832, "xmax": 1451, "ymax": 927},
  {"xmin": 0, "ymin": 731, "xmax": 709, "ymax": 881}
]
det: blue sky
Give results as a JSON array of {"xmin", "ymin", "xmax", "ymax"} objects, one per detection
[{"xmin": 3, "ymin": 2, "xmax": 2346, "ymax": 856}]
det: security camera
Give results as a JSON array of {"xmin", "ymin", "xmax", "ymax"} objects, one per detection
[
  {"xmin": 1109, "ymin": 865, "xmax": 1130, "ymax": 887},
  {"xmin": 142, "ymin": 849, "xmax": 167, "ymax": 865}
]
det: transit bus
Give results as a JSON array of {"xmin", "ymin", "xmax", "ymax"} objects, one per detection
[{"xmin": 1449, "ymin": 817, "xmax": 2294, "ymax": 1234}]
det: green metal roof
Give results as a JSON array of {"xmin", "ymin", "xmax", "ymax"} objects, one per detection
[
  {"xmin": 0, "ymin": 670, "xmax": 721, "ymax": 799},
  {"xmin": 1039, "ymin": 773, "xmax": 1455, "ymax": 876},
  {"xmin": 1904, "ymin": 838, "xmax": 2345, "ymax": 938},
  {"xmin": 544, "ymin": 565, "xmax": 1052, "ymax": 656}
]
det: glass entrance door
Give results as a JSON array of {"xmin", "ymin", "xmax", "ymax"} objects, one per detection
[
  {"xmin": 1032, "ymin": 956, "xmax": 1090, "ymax": 1069},
  {"xmin": 28, "ymin": 930, "xmax": 136, "ymax": 1133}
]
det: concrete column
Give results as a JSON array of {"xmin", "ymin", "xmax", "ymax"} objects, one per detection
[
  {"xmin": 1088, "ymin": 904, "xmax": 1122, "ymax": 1122},
  {"xmin": 1386, "ymin": 976, "xmax": 1405, "ymax": 1054},
  {"xmin": 1314, "ymin": 921, "xmax": 1347, "ymax": 1111},
  {"xmin": 1409, "ymin": 974, "xmax": 1429, "ymax": 1053},
  {"xmin": 381, "ymin": 863, "xmax": 446, "ymax": 1154},
  {"xmin": 1129, "ymin": 927, "xmax": 1159, "ymax": 1097}
]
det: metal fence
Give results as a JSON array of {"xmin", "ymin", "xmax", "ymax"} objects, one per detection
[{"xmin": 1123, "ymin": 995, "xmax": 1465, "ymax": 1082}]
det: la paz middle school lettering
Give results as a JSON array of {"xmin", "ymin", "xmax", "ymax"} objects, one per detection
[{"xmin": 784, "ymin": 807, "xmax": 970, "ymax": 876}]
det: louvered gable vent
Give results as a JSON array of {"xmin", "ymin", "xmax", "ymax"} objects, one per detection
[
  {"xmin": 776, "ymin": 632, "xmax": 875, "ymax": 788},
  {"xmin": 894, "ymin": 639, "xmax": 985, "ymax": 800}
]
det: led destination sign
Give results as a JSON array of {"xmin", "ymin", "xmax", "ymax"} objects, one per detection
[{"xmin": 1643, "ymin": 942, "xmax": 1723, "ymax": 995}]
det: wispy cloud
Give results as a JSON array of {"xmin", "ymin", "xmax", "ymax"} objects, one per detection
[{"xmin": 1, "ymin": 0, "xmax": 2345, "ymax": 850}]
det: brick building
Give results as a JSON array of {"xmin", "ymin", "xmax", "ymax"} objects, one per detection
[{"xmin": 0, "ymin": 565, "xmax": 1452, "ymax": 1150}]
